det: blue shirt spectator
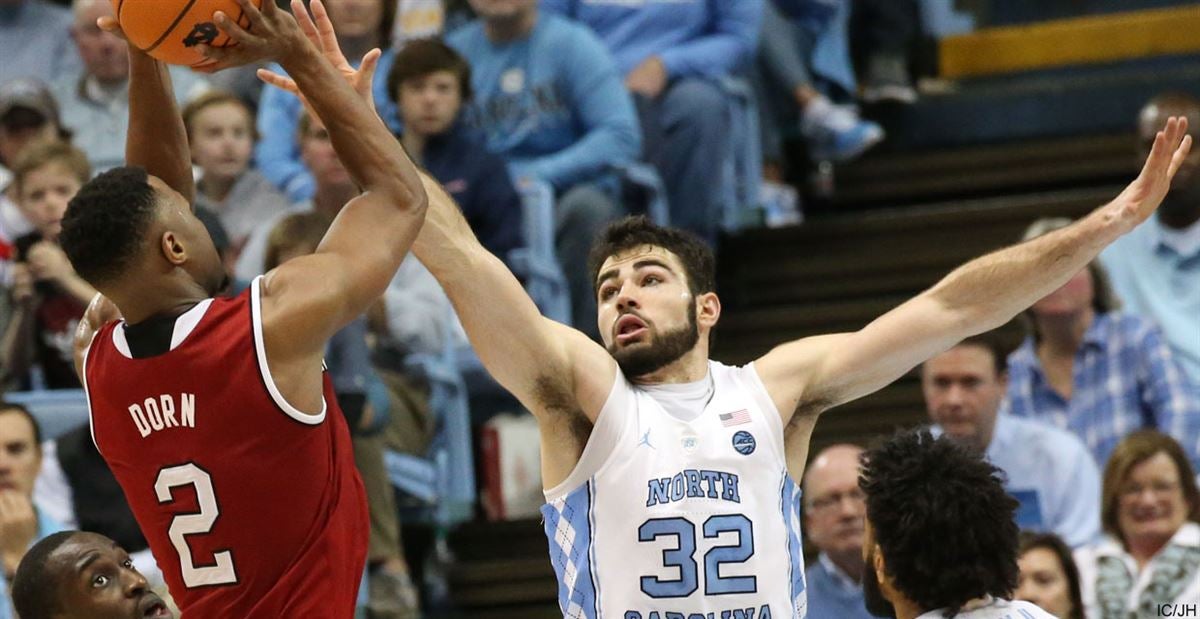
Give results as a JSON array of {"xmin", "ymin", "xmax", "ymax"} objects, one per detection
[
  {"xmin": 254, "ymin": 52, "xmax": 402, "ymax": 202},
  {"xmin": 984, "ymin": 413, "xmax": 1102, "ymax": 548},
  {"xmin": 1006, "ymin": 312, "xmax": 1200, "ymax": 473},
  {"xmin": 805, "ymin": 554, "xmax": 876, "ymax": 619},
  {"xmin": 1101, "ymin": 218, "xmax": 1200, "ymax": 385},
  {"xmin": 446, "ymin": 13, "xmax": 640, "ymax": 190},
  {"xmin": 0, "ymin": 0, "xmax": 80, "ymax": 85},
  {"xmin": 541, "ymin": 0, "xmax": 761, "ymax": 79}
]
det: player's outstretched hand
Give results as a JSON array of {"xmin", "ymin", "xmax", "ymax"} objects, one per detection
[
  {"xmin": 256, "ymin": 0, "xmax": 381, "ymax": 115},
  {"xmin": 1107, "ymin": 116, "xmax": 1193, "ymax": 232},
  {"xmin": 196, "ymin": 0, "xmax": 309, "ymax": 73}
]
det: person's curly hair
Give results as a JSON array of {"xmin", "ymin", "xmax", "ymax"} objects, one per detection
[
  {"xmin": 59, "ymin": 166, "xmax": 159, "ymax": 286},
  {"xmin": 860, "ymin": 430, "xmax": 1020, "ymax": 617}
]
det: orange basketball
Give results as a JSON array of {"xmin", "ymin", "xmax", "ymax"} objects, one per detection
[{"xmin": 111, "ymin": 0, "xmax": 262, "ymax": 68}]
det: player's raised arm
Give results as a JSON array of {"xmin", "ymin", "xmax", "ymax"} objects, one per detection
[
  {"xmin": 756, "ymin": 118, "xmax": 1194, "ymax": 425},
  {"xmin": 204, "ymin": 0, "xmax": 426, "ymax": 350},
  {"xmin": 412, "ymin": 177, "xmax": 619, "ymax": 421},
  {"xmin": 97, "ymin": 18, "xmax": 195, "ymax": 204}
]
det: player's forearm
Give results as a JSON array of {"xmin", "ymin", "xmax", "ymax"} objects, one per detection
[
  {"xmin": 126, "ymin": 47, "xmax": 194, "ymax": 204},
  {"xmin": 926, "ymin": 209, "xmax": 1121, "ymax": 334},
  {"xmin": 279, "ymin": 49, "xmax": 424, "ymax": 211}
]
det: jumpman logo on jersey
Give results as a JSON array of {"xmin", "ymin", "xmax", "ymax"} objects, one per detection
[{"xmin": 638, "ymin": 429, "xmax": 654, "ymax": 449}]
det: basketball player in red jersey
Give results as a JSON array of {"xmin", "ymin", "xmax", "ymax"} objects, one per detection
[{"xmin": 58, "ymin": 0, "xmax": 428, "ymax": 615}]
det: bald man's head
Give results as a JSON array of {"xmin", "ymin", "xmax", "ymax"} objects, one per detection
[
  {"xmin": 803, "ymin": 445, "xmax": 867, "ymax": 572},
  {"xmin": 1139, "ymin": 93, "xmax": 1200, "ymax": 225}
]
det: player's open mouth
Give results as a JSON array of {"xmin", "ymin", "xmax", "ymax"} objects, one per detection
[
  {"xmin": 615, "ymin": 314, "xmax": 648, "ymax": 344},
  {"xmin": 139, "ymin": 597, "xmax": 171, "ymax": 618}
]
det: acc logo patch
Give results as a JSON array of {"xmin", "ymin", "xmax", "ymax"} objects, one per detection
[
  {"xmin": 183, "ymin": 22, "xmax": 219, "ymax": 47},
  {"xmin": 732, "ymin": 431, "xmax": 756, "ymax": 455}
]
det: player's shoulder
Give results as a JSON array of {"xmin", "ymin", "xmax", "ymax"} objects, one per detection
[{"xmin": 1001, "ymin": 599, "xmax": 1057, "ymax": 618}]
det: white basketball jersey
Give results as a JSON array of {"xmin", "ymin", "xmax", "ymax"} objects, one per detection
[{"xmin": 541, "ymin": 361, "xmax": 807, "ymax": 619}]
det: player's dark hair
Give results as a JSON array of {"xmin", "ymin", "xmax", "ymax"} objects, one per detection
[
  {"xmin": 0, "ymin": 401, "xmax": 43, "ymax": 447},
  {"xmin": 387, "ymin": 38, "xmax": 473, "ymax": 103},
  {"xmin": 11, "ymin": 531, "xmax": 78, "ymax": 619},
  {"xmin": 588, "ymin": 216, "xmax": 716, "ymax": 297},
  {"xmin": 59, "ymin": 166, "xmax": 159, "ymax": 286},
  {"xmin": 860, "ymin": 430, "xmax": 1020, "ymax": 617}
]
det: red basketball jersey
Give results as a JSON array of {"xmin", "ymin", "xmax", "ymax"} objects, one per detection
[{"xmin": 83, "ymin": 278, "xmax": 368, "ymax": 618}]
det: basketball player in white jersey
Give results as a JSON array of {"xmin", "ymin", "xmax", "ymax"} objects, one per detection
[
  {"xmin": 859, "ymin": 430, "xmax": 1056, "ymax": 619},
  {"xmin": 231, "ymin": 11, "xmax": 1194, "ymax": 615}
]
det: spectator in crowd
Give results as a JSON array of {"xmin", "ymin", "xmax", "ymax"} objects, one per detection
[
  {"xmin": 0, "ymin": 0, "xmax": 80, "ymax": 85},
  {"xmin": 1075, "ymin": 430, "xmax": 1200, "ymax": 617},
  {"xmin": 447, "ymin": 0, "xmax": 640, "ymax": 335},
  {"xmin": 256, "ymin": 0, "xmax": 401, "ymax": 202},
  {"xmin": 923, "ymin": 336, "xmax": 1102, "ymax": 547},
  {"xmin": 1, "ymin": 79, "xmax": 69, "ymax": 255},
  {"xmin": 859, "ymin": 430, "xmax": 1056, "ymax": 619},
  {"xmin": 756, "ymin": 0, "xmax": 883, "ymax": 171},
  {"xmin": 239, "ymin": 111, "xmax": 456, "ymax": 358},
  {"xmin": 0, "ymin": 79, "xmax": 70, "ymax": 356},
  {"xmin": 387, "ymin": 38, "xmax": 523, "ymax": 267},
  {"xmin": 50, "ymin": 0, "xmax": 207, "ymax": 173},
  {"xmin": 801, "ymin": 444, "xmax": 874, "ymax": 619},
  {"xmin": 0, "ymin": 403, "xmax": 65, "ymax": 618},
  {"xmin": 262, "ymin": 211, "xmax": 419, "ymax": 618},
  {"xmin": 1, "ymin": 141, "xmax": 94, "ymax": 390},
  {"xmin": 1007, "ymin": 217, "xmax": 1200, "ymax": 471},
  {"xmin": 542, "ymin": 0, "xmax": 761, "ymax": 246},
  {"xmin": 182, "ymin": 90, "xmax": 289, "ymax": 266},
  {"xmin": 12, "ymin": 531, "xmax": 172, "ymax": 619},
  {"xmin": 1102, "ymin": 93, "xmax": 1200, "ymax": 384},
  {"xmin": 1015, "ymin": 532, "xmax": 1085, "ymax": 619}
]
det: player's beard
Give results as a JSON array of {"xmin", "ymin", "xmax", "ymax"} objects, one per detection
[
  {"xmin": 862, "ymin": 546, "xmax": 898, "ymax": 618},
  {"xmin": 609, "ymin": 303, "xmax": 699, "ymax": 379}
]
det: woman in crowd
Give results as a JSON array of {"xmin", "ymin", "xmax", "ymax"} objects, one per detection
[{"xmin": 1016, "ymin": 531, "xmax": 1085, "ymax": 619}]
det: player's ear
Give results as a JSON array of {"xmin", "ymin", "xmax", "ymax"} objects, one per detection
[
  {"xmin": 696, "ymin": 291, "xmax": 720, "ymax": 329},
  {"xmin": 161, "ymin": 231, "xmax": 187, "ymax": 266}
]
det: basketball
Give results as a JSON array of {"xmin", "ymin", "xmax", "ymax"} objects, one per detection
[{"xmin": 111, "ymin": 0, "xmax": 262, "ymax": 68}]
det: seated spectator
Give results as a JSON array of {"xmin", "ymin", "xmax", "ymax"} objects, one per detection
[
  {"xmin": 923, "ymin": 336, "xmax": 1102, "ymax": 547},
  {"xmin": 182, "ymin": 91, "xmax": 289, "ymax": 265},
  {"xmin": 262, "ymin": 211, "xmax": 420, "ymax": 617},
  {"xmin": 1008, "ymin": 217, "xmax": 1200, "ymax": 471},
  {"xmin": 542, "ymin": 0, "xmax": 760, "ymax": 246},
  {"xmin": 1, "ymin": 141, "xmax": 95, "ymax": 390},
  {"xmin": 1, "ymin": 79, "xmax": 70, "ymax": 247},
  {"xmin": 0, "ymin": 0, "xmax": 80, "ymax": 85},
  {"xmin": 802, "ymin": 444, "xmax": 875, "ymax": 619},
  {"xmin": 756, "ymin": 0, "xmax": 883, "ymax": 170},
  {"xmin": 387, "ymin": 39, "xmax": 523, "ymax": 266},
  {"xmin": 0, "ymin": 402, "xmax": 65, "ymax": 618},
  {"xmin": 255, "ymin": 0, "xmax": 401, "ymax": 202},
  {"xmin": 1075, "ymin": 431, "xmax": 1200, "ymax": 617},
  {"xmin": 238, "ymin": 111, "xmax": 456, "ymax": 357},
  {"xmin": 13, "ymin": 531, "xmax": 172, "ymax": 619},
  {"xmin": 50, "ymin": 0, "xmax": 207, "ymax": 173},
  {"xmin": 1101, "ymin": 93, "xmax": 1200, "ymax": 384},
  {"xmin": 447, "ymin": 0, "xmax": 640, "ymax": 334},
  {"xmin": 1016, "ymin": 532, "xmax": 1085, "ymax": 619}
]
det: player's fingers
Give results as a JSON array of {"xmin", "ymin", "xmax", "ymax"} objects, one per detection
[
  {"xmin": 290, "ymin": 0, "xmax": 320, "ymax": 46},
  {"xmin": 309, "ymin": 0, "xmax": 344, "ymax": 62},
  {"xmin": 213, "ymin": 10, "xmax": 263, "ymax": 48},
  {"xmin": 96, "ymin": 16, "xmax": 127, "ymax": 40},
  {"xmin": 256, "ymin": 69, "xmax": 299, "ymax": 94},
  {"xmin": 232, "ymin": 0, "xmax": 269, "ymax": 33},
  {"xmin": 1168, "ymin": 135, "xmax": 1194, "ymax": 178},
  {"xmin": 358, "ymin": 48, "xmax": 381, "ymax": 84}
]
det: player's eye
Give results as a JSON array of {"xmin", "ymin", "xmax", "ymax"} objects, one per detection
[
  {"xmin": 122, "ymin": 558, "xmax": 134, "ymax": 569},
  {"xmin": 642, "ymin": 275, "xmax": 660, "ymax": 286},
  {"xmin": 92, "ymin": 574, "xmax": 110, "ymax": 588},
  {"xmin": 599, "ymin": 286, "xmax": 616, "ymax": 300}
]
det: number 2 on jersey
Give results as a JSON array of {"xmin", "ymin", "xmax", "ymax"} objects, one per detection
[
  {"xmin": 638, "ymin": 514, "xmax": 756, "ymax": 598},
  {"xmin": 155, "ymin": 463, "xmax": 238, "ymax": 587}
]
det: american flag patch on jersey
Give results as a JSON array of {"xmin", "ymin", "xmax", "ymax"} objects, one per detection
[{"xmin": 720, "ymin": 409, "xmax": 751, "ymax": 427}]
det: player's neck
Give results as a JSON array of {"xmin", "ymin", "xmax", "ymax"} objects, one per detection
[{"xmin": 113, "ymin": 277, "xmax": 210, "ymax": 326}]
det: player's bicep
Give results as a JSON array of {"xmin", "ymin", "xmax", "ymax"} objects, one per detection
[{"xmin": 258, "ymin": 253, "xmax": 370, "ymax": 358}]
